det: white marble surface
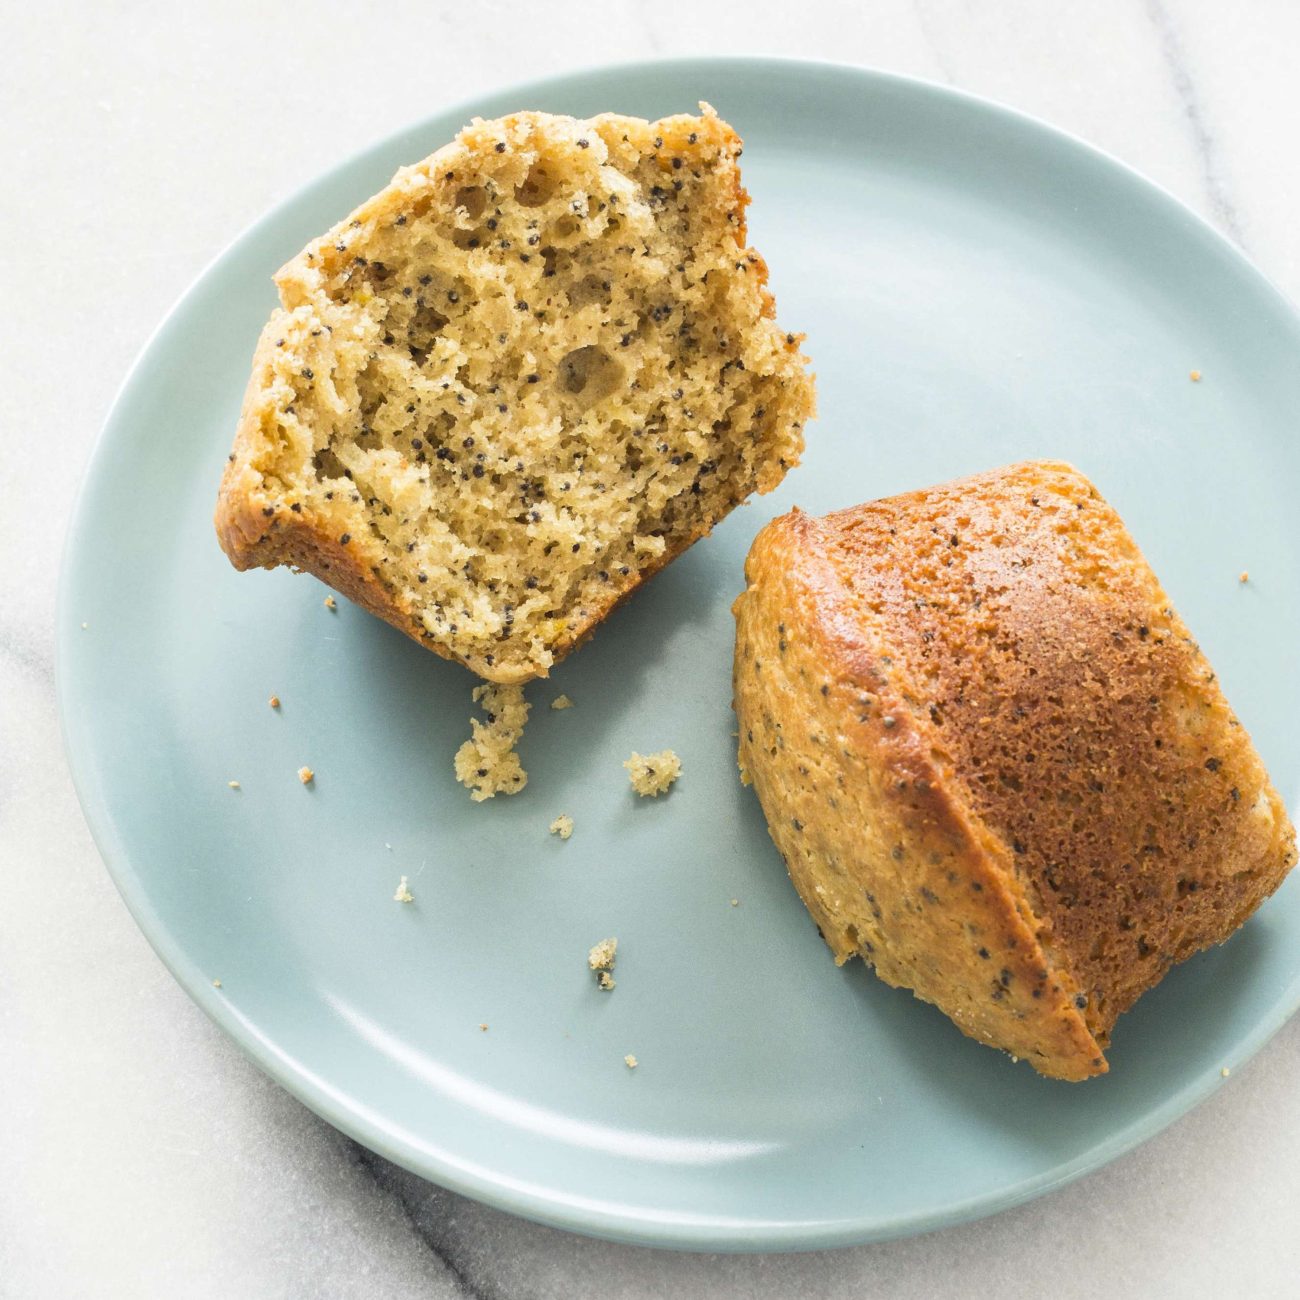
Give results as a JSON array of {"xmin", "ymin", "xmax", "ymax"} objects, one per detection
[{"xmin": 4, "ymin": 2, "xmax": 1300, "ymax": 1295}]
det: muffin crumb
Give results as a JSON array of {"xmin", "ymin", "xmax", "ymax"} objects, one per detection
[
  {"xmin": 624, "ymin": 1054, "xmax": 638, "ymax": 1069},
  {"xmin": 455, "ymin": 683, "xmax": 530, "ymax": 800},
  {"xmin": 479, "ymin": 1023, "xmax": 489, "ymax": 1032},
  {"xmin": 589, "ymin": 937, "xmax": 617, "ymax": 968},
  {"xmin": 549, "ymin": 814, "xmax": 574, "ymax": 839},
  {"xmin": 298, "ymin": 766, "xmax": 314, "ymax": 785},
  {"xmin": 1190, "ymin": 369, "xmax": 1202, "ymax": 382},
  {"xmin": 269, "ymin": 695, "xmax": 281, "ymax": 709},
  {"xmin": 393, "ymin": 875, "xmax": 414, "ymax": 903},
  {"xmin": 589, "ymin": 937, "xmax": 618, "ymax": 990},
  {"xmin": 1239, "ymin": 571, "xmax": 1249, "ymax": 584},
  {"xmin": 212, "ymin": 978, "xmax": 222, "ymax": 988},
  {"xmin": 624, "ymin": 749, "xmax": 681, "ymax": 796},
  {"xmin": 551, "ymin": 694, "xmax": 574, "ymax": 711},
  {"xmin": 227, "ymin": 780, "xmax": 241, "ymax": 790},
  {"xmin": 324, "ymin": 595, "xmax": 337, "ymax": 610}
]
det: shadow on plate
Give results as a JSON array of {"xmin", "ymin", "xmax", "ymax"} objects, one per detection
[
  {"xmin": 826, "ymin": 910, "xmax": 1279, "ymax": 1162},
  {"xmin": 333, "ymin": 530, "xmax": 736, "ymax": 781}
]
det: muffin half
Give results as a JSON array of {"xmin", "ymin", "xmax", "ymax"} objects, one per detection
[
  {"xmin": 217, "ymin": 105, "xmax": 815, "ymax": 682},
  {"xmin": 733, "ymin": 461, "xmax": 1295, "ymax": 1079}
]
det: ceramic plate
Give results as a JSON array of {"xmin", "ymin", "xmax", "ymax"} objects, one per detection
[{"xmin": 58, "ymin": 59, "xmax": 1300, "ymax": 1250}]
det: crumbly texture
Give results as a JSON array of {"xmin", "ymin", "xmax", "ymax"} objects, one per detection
[
  {"xmin": 454, "ymin": 683, "xmax": 530, "ymax": 800},
  {"xmin": 624, "ymin": 749, "xmax": 681, "ymax": 796},
  {"xmin": 297, "ymin": 766, "xmax": 314, "ymax": 785},
  {"xmin": 393, "ymin": 875, "xmax": 414, "ymax": 903},
  {"xmin": 550, "ymin": 694, "xmax": 574, "ymax": 710},
  {"xmin": 588, "ymin": 937, "xmax": 617, "ymax": 968},
  {"xmin": 549, "ymin": 813, "xmax": 574, "ymax": 839},
  {"xmin": 624, "ymin": 1054, "xmax": 638, "ymax": 1069},
  {"xmin": 216, "ymin": 106, "xmax": 815, "ymax": 684},
  {"xmin": 733, "ymin": 460, "xmax": 1296, "ymax": 1081},
  {"xmin": 588, "ymin": 937, "xmax": 617, "ymax": 990}
]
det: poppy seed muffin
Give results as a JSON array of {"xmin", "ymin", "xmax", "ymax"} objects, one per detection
[
  {"xmin": 733, "ymin": 461, "xmax": 1295, "ymax": 1080},
  {"xmin": 216, "ymin": 105, "xmax": 815, "ymax": 683}
]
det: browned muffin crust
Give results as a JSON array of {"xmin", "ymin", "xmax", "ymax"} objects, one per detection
[{"xmin": 733, "ymin": 460, "xmax": 1295, "ymax": 1080}]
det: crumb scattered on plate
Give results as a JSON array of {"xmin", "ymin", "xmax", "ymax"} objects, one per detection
[
  {"xmin": 730, "ymin": 898, "xmax": 739, "ymax": 907},
  {"xmin": 212, "ymin": 978, "xmax": 222, "ymax": 988},
  {"xmin": 227, "ymin": 780, "xmax": 241, "ymax": 790},
  {"xmin": 624, "ymin": 1054, "xmax": 638, "ymax": 1069},
  {"xmin": 1239, "ymin": 571, "xmax": 1249, "ymax": 583},
  {"xmin": 393, "ymin": 875, "xmax": 414, "ymax": 903},
  {"xmin": 455, "ymin": 682, "xmax": 530, "ymax": 801},
  {"xmin": 589, "ymin": 937, "xmax": 617, "ymax": 969},
  {"xmin": 1221, "ymin": 1066, "xmax": 1231, "ymax": 1077},
  {"xmin": 551, "ymin": 694, "xmax": 574, "ymax": 710},
  {"xmin": 589, "ymin": 937, "xmax": 617, "ymax": 990},
  {"xmin": 324, "ymin": 595, "xmax": 337, "ymax": 609},
  {"xmin": 269, "ymin": 695, "xmax": 280, "ymax": 709},
  {"xmin": 1190, "ymin": 369, "xmax": 1202, "ymax": 382},
  {"xmin": 479, "ymin": 1023, "xmax": 488, "ymax": 1032},
  {"xmin": 549, "ymin": 814, "xmax": 574, "ymax": 839},
  {"xmin": 298, "ymin": 766, "xmax": 314, "ymax": 785},
  {"xmin": 624, "ymin": 749, "xmax": 681, "ymax": 797}
]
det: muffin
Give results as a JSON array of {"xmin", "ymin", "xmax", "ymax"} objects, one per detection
[
  {"xmin": 733, "ymin": 460, "xmax": 1295, "ymax": 1079},
  {"xmin": 217, "ymin": 105, "xmax": 815, "ymax": 683}
]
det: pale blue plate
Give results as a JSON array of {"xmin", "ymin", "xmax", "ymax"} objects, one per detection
[{"xmin": 58, "ymin": 59, "xmax": 1300, "ymax": 1250}]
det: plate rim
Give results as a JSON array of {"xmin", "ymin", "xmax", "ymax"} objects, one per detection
[{"xmin": 56, "ymin": 54, "xmax": 1300, "ymax": 1251}]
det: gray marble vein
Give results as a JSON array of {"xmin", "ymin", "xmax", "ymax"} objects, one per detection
[
  {"xmin": 1144, "ymin": 0, "xmax": 1246, "ymax": 244},
  {"xmin": 346, "ymin": 1140, "xmax": 495, "ymax": 1300},
  {"xmin": 0, "ymin": 624, "xmax": 54, "ymax": 686},
  {"xmin": 910, "ymin": 0, "xmax": 961, "ymax": 86}
]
